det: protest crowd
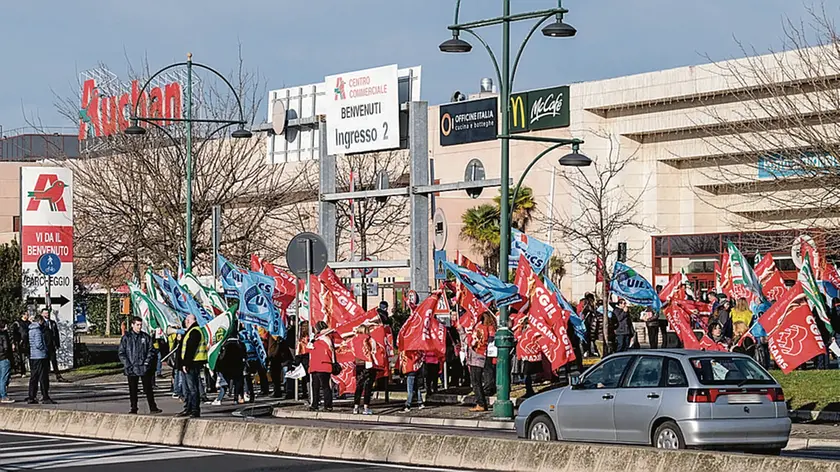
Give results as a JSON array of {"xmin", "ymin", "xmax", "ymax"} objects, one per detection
[{"xmin": 3, "ymin": 237, "xmax": 838, "ymax": 418}]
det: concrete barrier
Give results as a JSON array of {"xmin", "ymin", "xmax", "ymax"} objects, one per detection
[{"xmin": 0, "ymin": 407, "xmax": 838, "ymax": 472}]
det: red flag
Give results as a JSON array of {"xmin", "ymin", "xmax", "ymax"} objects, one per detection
[
  {"xmin": 512, "ymin": 311, "xmax": 541, "ymax": 362},
  {"xmin": 759, "ymin": 282, "xmax": 826, "ymax": 373},
  {"xmin": 596, "ymin": 257, "xmax": 605, "ymax": 284},
  {"xmin": 397, "ymin": 291, "xmax": 445, "ymax": 359},
  {"xmin": 800, "ymin": 240, "xmax": 822, "ymax": 280},
  {"xmin": 658, "ymin": 272, "xmax": 685, "ymax": 302},
  {"xmin": 250, "ymin": 254, "xmax": 263, "ymax": 272},
  {"xmin": 720, "ymin": 251, "xmax": 733, "ymax": 297},
  {"xmin": 258, "ymin": 258, "xmax": 298, "ymax": 312},
  {"xmin": 455, "ymin": 251, "xmax": 483, "ymax": 306},
  {"xmin": 320, "ymin": 266, "xmax": 355, "ymax": 301},
  {"xmin": 332, "ymin": 361, "xmax": 356, "ymax": 395},
  {"xmin": 457, "ymin": 287, "xmax": 486, "ymax": 332},
  {"xmin": 529, "ymin": 278, "xmax": 575, "ymax": 371},
  {"xmin": 825, "ymin": 263, "xmax": 840, "ymax": 289},
  {"xmin": 512, "ymin": 254, "xmax": 536, "ymax": 312},
  {"xmin": 714, "ymin": 261, "xmax": 723, "ymax": 294},
  {"xmin": 309, "ymin": 268, "xmax": 365, "ymax": 326},
  {"xmin": 665, "ymin": 304, "xmax": 700, "ymax": 350},
  {"xmin": 755, "ymin": 253, "xmax": 787, "ymax": 301},
  {"xmin": 698, "ymin": 334, "xmax": 728, "ymax": 352}
]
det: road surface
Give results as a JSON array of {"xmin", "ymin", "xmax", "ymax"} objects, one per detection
[{"xmin": 0, "ymin": 432, "xmax": 462, "ymax": 472}]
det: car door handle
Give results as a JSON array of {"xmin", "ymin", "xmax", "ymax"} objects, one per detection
[
  {"xmin": 602, "ymin": 394, "xmax": 614, "ymax": 400},
  {"xmin": 647, "ymin": 393, "xmax": 660, "ymax": 399}
]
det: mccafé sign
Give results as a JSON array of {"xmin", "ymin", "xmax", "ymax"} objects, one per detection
[
  {"xmin": 78, "ymin": 76, "xmax": 183, "ymax": 141},
  {"xmin": 510, "ymin": 85, "xmax": 570, "ymax": 133}
]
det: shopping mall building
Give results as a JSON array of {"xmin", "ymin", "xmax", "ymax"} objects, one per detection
[{"xmin": 2, "ymin": 46, "xmax": 830, "ymax": 302}]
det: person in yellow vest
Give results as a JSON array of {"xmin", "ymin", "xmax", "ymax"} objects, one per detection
[{"xmin": 176, "ymin": 315, "xmax": 206, "ymax": 418}]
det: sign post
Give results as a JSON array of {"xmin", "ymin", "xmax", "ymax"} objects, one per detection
[{"xmin": 21, "ymin": 167, "xmax": 74, "ymax": 369}]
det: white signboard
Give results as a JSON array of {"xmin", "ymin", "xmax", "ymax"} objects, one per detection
[
  {"xmin": 325, "ymin": 64, "xmax": 399, "ymax": 155},
  {"xmin": 20, "ymin": 167, "xmax": 74, "ymax": 369}
]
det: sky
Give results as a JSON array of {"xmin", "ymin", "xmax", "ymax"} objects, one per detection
[{"xmin": 0, "ymin": 0, "xmax": 836, "ymax": 134}]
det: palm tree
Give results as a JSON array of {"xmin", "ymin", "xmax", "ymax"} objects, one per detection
[
  {"xmin": 548, "ymin": 254, "xmax": 566, "ymax": 286},
  {"xmin": 493, "ymin": 186, "xmax": 536, "ymax": 231},
  {"xmin": 460, "ymin": 204, "xmax": 500, "ymax": 270}
]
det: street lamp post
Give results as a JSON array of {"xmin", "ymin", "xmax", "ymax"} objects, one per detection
[
  {"xmin": 441, "ymin": 1, "xmax": 581, "ymax": 419},
  {"xmin": 125, "ymin": 53, "xmax": 252, "ymax": 274}
]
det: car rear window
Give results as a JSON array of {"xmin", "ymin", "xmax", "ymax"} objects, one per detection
[{"xmin": 689, "ymin": 356, "xmax": 775, "ymax": 386}]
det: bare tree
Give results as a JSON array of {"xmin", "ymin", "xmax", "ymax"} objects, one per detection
[
  {"xmin": 43, "ymin": 52, "xmax": 307, "ymax": 281},
  {"xmin": 542, "ymin": 132, "xmax": 653, "ymax": 345},
  {"xmin": 693, "ymin": 5, "xmax": 840, "ymax": 242}
]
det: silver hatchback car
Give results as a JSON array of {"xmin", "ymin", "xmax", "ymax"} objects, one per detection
[{"xmin": 515, "ymin": 350, "xmax": 791, "ymax": 453}]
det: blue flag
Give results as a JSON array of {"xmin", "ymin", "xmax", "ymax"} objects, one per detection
[
  {"xmin": 544, "ymin": 277, "xmax": 587, "ymax": 342},
  {"xmin": 242, "ymin": 322, "xmax": 268, "ymax": 368},
  {"xmin": 241, "ymin": 270, "xmax": 287, "ymax": 338},
  {"xmin": 610, "ymin": 261, "xmax": 662, "ymax": 312},
  {"xmin": 218, "ymin": 255, "xmax": 247, "ymax": 298},
  {"xmin": 442, "ymin": 260, "xmax": 520, "ymax": 308},
  {"xmin": 509, "ymin": 229, "xmax": 554, "ymax": 274},
  {"xmin": 152, "ymin": 272, "xmax": 212, "ymax": 326}
]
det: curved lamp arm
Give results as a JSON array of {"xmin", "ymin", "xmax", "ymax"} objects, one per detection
[
  {"xmin": 510, "ymin": 12, "xmax": 557, "ymax": 90},
  {"xmin": 509, "ymin": 142, "xmax": 566, "ymax": 224},
  {"xmin": 460, "ymin": 28, "xmax": 503, "ymax": 96},
  {"xmin": 130, "ymin": 61, "xmax": 248, "ymax": 128}
]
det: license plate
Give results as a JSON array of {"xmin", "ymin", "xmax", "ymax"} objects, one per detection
[{"xmin": 728, "ymin": 394, "xmax": 763, "ymax": 404}]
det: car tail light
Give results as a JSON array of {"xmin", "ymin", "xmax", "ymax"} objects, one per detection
[
  {"xmin": 687, "ymin": 388, "xmax": 720, "ymax": 403},
  {"xmin": 767, "ymin": 388, "xmax": 785, "ymax": 402}
]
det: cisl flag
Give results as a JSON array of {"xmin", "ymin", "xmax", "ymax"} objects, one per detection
[{"xmin": 759, "ymin": 281, "xmax": 826, "ymax": 373}]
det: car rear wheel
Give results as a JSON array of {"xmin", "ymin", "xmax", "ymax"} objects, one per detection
[
  {"xmin": 653, "ymin": 421, "xmax": 685, "ymax": 450},
  {"xmin": 528, "ymin": 415, "xmax": 557, "ymax": 442}
]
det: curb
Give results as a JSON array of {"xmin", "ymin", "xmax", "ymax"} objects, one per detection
[
  {"xmin": 0, "ymin": 407, "xmax": 837, "ymax": 472},
  {"xmin": 789, "ymin": 409, "xmax": 840, "ymax": 423},
  {"xmin": 370, "ymin": 391, "xmax": 519, "ymax": 407},
  {"xmin": 271, "ymin": 408, "xmax": 515, "ymax": 430}
]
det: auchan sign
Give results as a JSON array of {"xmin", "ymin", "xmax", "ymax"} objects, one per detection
[{"xmin": 78, "ymin": 77, "xmax": 182, "ymax": 141}]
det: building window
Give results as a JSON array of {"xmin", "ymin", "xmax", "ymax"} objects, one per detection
[{"xmin": 12, "ymin": 216, "xmax": 20, "ymax": 232}]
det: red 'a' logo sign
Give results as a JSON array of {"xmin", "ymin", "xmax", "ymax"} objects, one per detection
[{"xmin": 27, "ymin": 174, "xmax": 68, "ymax": 212}]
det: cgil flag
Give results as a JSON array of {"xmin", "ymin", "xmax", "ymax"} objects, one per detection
[
  {"xmin": 754, "ymin": 253, "xmax": 787, "ymax": 302},
  {"xmin": 397, "ymin": 291, "xmax": 446, "ymax": 360},
  {"xmin": 759, "ymin": 281, "xmax": 827, "ymax": 373},
  {"xmin": 543, "ymin": 276, "xmax": 587, "ymax": 343}
]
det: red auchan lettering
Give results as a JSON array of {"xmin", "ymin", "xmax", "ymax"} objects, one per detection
[{"xmin": 79, "ymin": 78, "xmax": 182, "ymax": 140}]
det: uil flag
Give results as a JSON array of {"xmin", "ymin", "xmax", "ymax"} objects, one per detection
[
  {"xmin": 239, "ymin": 271, "xmax": 286, "ymax": 338},
  {"xmin": 726, "ymin": 242, "xmax": 765, "ymax": 304},
  {"xmin": 610, "ymin": 261, "xmax": 662, "ymax": 312},
  {"xmin": 218, "ymin": 255, "xmax": 247, "ymax": 298},
  {"xmin": 798, "ymin": 253, "xmax": 834, "ymax": 335},
  {"xmin": 754, "ymin": 253, "xmax": 787, "ymax": 302},
  {"xmin": 759, "ymin": 281, "xmax": 826, "ymax": 373}
]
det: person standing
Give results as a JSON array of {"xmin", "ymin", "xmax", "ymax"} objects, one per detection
[
  {"xmin": 268, "ymin": 333, "xmax": 293, "ymax": 398},
  {"xmin": 11, "ymin": 312, "xmax": 29, "ymax": 378},
  {"xmin": 308, "ymin": 321, "xmax": 335, "ymax": 412},
  {"xmin": 643, "ymin": 308, "xmax": 665, "ymax": 350},
  {"xmin": 27, "ymin": 315, "xmax": 53, "ymax": 404},
  {"xmin": 118, "ymin": 316, "xmax": 161, "ymax": 414},
  {"xmin": 216, "ymin": 330, "xmax": 247, "ymax": 404},
  {"xmin": 177, "ymin": 314, "xmax": 206, "ymax": 418},
  {"xmin": 400, "ymin": 350, "xmax": 424, "ymax": 412},
  {"xmin": 423, "ymin": 350, "xmax": 440, "ymax": 396},
  {"xmin": 0, "ymin": 321, "xmax": 14, "ymax": 403},
  {"xmin": 352, "ymin": 325, "xmax": 376, "ymax": 415},
  {"xmin": 612, "ymin": 299, "xmax": 633, "ymax": 353},
  {"xmin": 42, "ymin": 309, "xmax": 65, "ymax": 382},
  {"xmin": 467, "ymin": 312, "xmax": 494, "ymax": 412}
]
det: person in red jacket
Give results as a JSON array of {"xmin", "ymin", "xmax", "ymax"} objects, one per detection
[
  {"xmin": 308, "ymin": 321, "xmax": 335, "ymax": 411},
  {"xmin": 352, "ymin": 325, "xmax": 377, "ymax": 415},
  {"xmin": 468, "ymin": 312, "xmax": 496, "ymax": 412}
]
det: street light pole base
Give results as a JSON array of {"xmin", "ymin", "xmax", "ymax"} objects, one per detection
[{"xmin": 492, "ymin": 399, "xmax": 514, "ymax": 420}]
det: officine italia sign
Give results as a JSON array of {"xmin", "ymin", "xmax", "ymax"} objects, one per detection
[
  {"xmin": 510, "ymin": 85, "xmax": 570, "ymax": 133},
  {"xmin": 439, "ymin": 97, "xmax": 498, "ymax": 147}
]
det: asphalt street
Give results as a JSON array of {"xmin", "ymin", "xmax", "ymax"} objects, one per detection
[{"xmin": 0, "ymin": 432, "xmax": 464, "ymax": 472}]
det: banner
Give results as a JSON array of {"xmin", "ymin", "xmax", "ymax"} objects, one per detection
[
  {"xmin": 798, "ymin": 253, "xmax": 834, "ymax": 335},
  {"xmin": 610, "ymin": 261, "xmax": 662, "ymax": 311},
  {"xmin": 529, "ymin": 279, "xmax": 575, "ymax": 370},
  {"xmin": 726, "ymin": 242, "xmax": 765, "ymax": 304},
  {"xmin": 443, "ymin": 261, "xmax": 520, "ymax": 308},
  {"xmin": 759, "ymin": 282, "xmax": 826, "ymax": 373},
  {"xmin": 509, "ymin": 229, "xmax": 554, "ymax": 274},
  {"xmin": 754, "ymin": 253, "xmax": 787, "ymax": 302},
  {"xmin": 397, "ymin": 291, "xmax": 446, "ymax": 359}
]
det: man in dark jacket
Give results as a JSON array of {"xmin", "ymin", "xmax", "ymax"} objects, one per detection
[
  {"xmin": 42, "ymin": 309, "xmax": 65, "ymax": 382},
  {"xmin": 27, "ymin": 315, "xmax": 53, "ymax": 404},
  {"xmin": 118, "ymin": 316, "xmax": 161, "ymax": 414},
  {"xmin": 612, "ymin": 299, "xmax": 633, "ymax": 353},
  {"xmin": 11, "ymin": 312, "xmax": 29, "ymax": 377},
  {"xmin": 0, "ymin": 321, "xmax": 14, "ymax": 403},
  {"xmin": 267, "ymin": 334, "xmax": 293, "ymax": 398}
]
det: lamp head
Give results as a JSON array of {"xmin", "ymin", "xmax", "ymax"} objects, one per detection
[
  {"xmin": 439, "ymin": 33, "xmax": 473, "ymax": 53},
  {"xmin": 558, "ymin": 144, "xmax": 591, "ymax": 167},
  {"xmin": 542, "ymin": 14, "xmax": 577, "ymax": 38},
  {"xmin": 231, "ymin": 126, "xmax": 252, "ymax": 139},
  {"xmin": 124, "ymin": 119, "xmax": 146, "ymax": 136}
]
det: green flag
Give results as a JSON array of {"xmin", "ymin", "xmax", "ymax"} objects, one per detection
[
  {"xmin": 798, "ymin": 253, "xmax": 834, "ymax": 335},
  {"xmin": 204, "ymin": 301, "xmax": 238, "ymax": 371},
  {"xmin": 180, "ymin": 272, "xmax": 228, "ymax": 315},
  {"xmin": 128, "ymin": 281, "xmax": 182, "ymax": 334}
]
